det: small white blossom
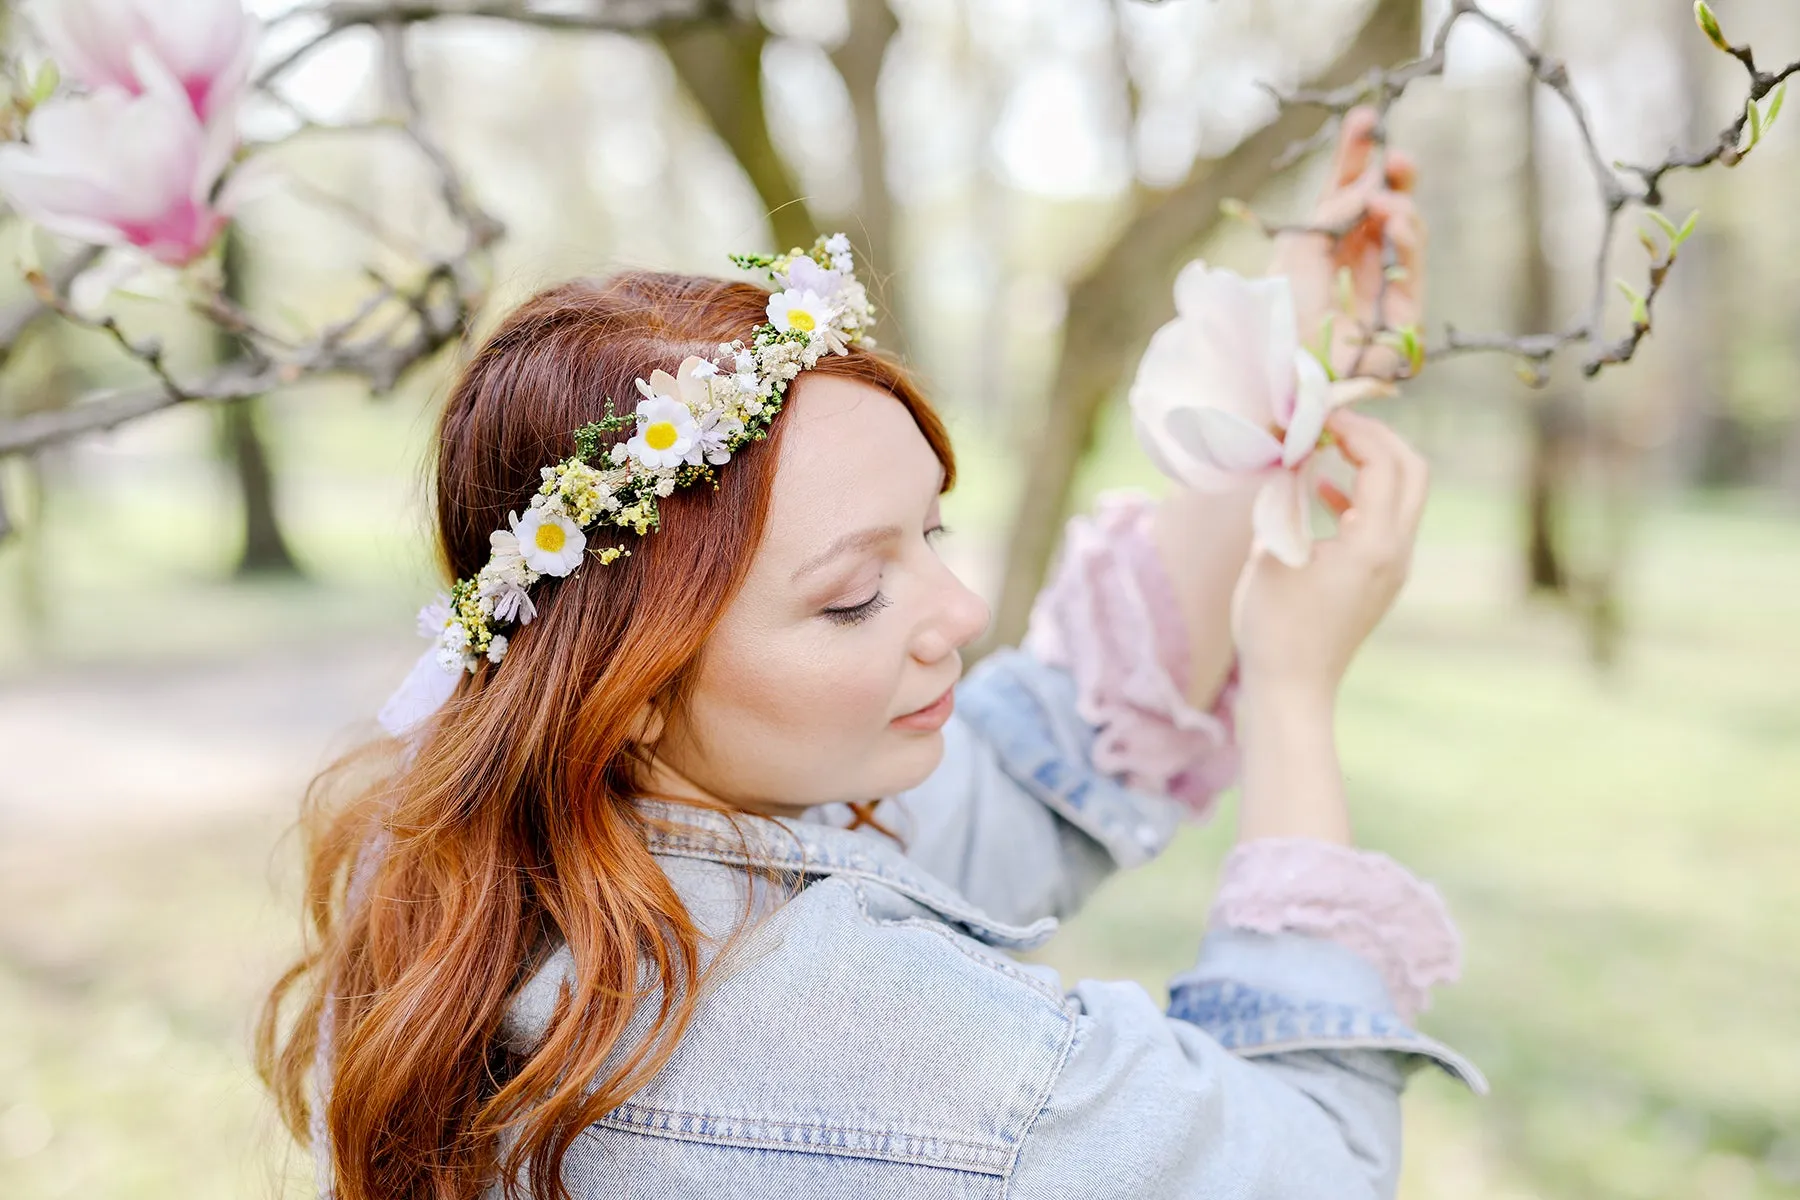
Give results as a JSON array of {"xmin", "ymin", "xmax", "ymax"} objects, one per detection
[
  {"xmin": 654, "ymin": 475, "xmax": 677, "ymax": 498},
  {"xmin": 609, "ymin": 442, "xmax": 629, "ymax": 466},
  {"xmin": 825, "ymin": 233, "xmax": 851, "ymax": 256},
  {"xmin": 486, "ymin": 634, "xmax": 508, "ymax": 664},
  {"xmin": 416, "ymin": 596, "xmax": 452, "ymax": 639}
]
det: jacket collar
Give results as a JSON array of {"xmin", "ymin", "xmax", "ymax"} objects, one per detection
[{"xmin": 636, "ymin": 799, "xmax": 1058, "ymax": 951}]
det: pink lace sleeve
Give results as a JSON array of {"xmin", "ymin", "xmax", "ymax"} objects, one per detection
[
  {"xmin": 1021, "ymin": 488, "xmax": 1239, "ymax": 821},
  {"xmin": 1209, "ymin": 838, "xmax": 1462, "ymax": 1020}
]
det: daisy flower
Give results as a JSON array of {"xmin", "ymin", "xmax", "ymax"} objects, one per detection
[{"xmin": 509, "ymin": 507, "xmax": 587, "ymax": 576}]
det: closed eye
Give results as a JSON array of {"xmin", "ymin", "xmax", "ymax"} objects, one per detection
[{"xmin": 821, "ymin": 525, "xmax": 950, "ymax": 627}]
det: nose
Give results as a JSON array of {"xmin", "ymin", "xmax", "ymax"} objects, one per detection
[{"xmin": 912, "ymin": 563, "xmax": 991, "ymax": 665}]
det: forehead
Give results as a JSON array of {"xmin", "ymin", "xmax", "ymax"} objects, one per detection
[{"xmin": 761, "ymin": 374, "xmax": 941, "ymax": 552}]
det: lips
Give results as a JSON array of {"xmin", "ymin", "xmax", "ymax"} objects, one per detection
[{"xmin": 901, "ymin": 684, "xmax": 952, "ymax": 717}]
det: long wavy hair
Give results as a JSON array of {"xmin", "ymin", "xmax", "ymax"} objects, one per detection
[{"xmin": 258, "ymin": 270, "xmax": 955, "ymax": 1200}]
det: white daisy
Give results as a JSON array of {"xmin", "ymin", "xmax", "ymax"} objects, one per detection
[
  {"xmin": 767, "ymin": 288, "xmax": 835, "ymax": 336},
  {"xmin": 625, "ymin": 394, "xmax": 700, "ymax": 469},
  {"xmin": 510, "ymin": 507, "xmax": 587, "ymax": 576}
]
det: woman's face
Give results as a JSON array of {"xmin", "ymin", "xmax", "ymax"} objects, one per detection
[{"xmin": 640, "ymin": 374, "xmax": 990, "ymax": 815}]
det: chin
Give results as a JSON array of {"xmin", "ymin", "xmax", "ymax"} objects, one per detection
[{"xmin": 878, "ymin": 728, "xmax": 948, "ymax": 795}]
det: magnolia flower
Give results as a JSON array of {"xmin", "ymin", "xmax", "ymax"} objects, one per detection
[
  {"xmin": 767, "ymin": 288, "xmax": 834, "ymax": 337},
  {"xmin": 1129, "ymin": 261, "xmax": 1391, "ymax": 568},
  {"xmin": 0, "ymin": 59, "xmax": 240, "ymax": 266},
  {"xmin": 32, "ymin": 0, "xmax": 260, "ymax": 123},
  {"xmin": 510, "ymin": 507, "xmax": 587, "ymax": 577}
]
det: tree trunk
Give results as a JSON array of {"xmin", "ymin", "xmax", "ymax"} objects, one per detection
[
  {"xmin": 829, "ymin": 0, "xmax": 906, "ymax": 354},
  {"xmin": 216, "ymin": 230, "xmax": 300, "ymax": 577},
  {"xmin": 658, "ymin": 19, "xmax": 818, "ymax": 254},
  {"xmin": 986, "ymin": 0, "xmax": 1422, "ymax": 652},
  {"xmin": 1517, "ymin": 70, "xmax": 1576, "ymax": 595}
]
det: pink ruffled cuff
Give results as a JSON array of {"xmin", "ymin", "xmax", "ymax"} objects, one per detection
[
  {"xmin": 1021, "ymin": 489, "xmax": 1240, "ymax": 820},
  {"xmin": 1209, "ymin": 838, "xmax": 1463, "ymax": 1021}
]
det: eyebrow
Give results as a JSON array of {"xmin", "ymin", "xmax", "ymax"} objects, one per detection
[
  {"xmin": 789, "ymin": 462, "xmax": 948, "ymax": 583},
  {"xmin": 791, "ymin": 526, "xmax": 901, "ymax": 582}
]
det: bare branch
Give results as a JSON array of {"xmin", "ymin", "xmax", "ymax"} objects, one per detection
[{"xmin": 1250, "ymin": 0, "xmax": 1798, "ymax": 382}]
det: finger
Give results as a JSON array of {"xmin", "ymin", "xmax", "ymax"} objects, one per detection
[
  {"xmin": 1393, "ymin": 437, "xmax": 1432, "ymax": 537},
  {"xmin": 1384, "ymin": 149, "xmax": 1418, "ymax": 193},
  {"xmin": 1330, "ymin": 106, "xmax": 1380, "ymax": 187},
  {"xmin": 1369, "ymin": 192, "xmax": 1425, "ymax": 293},
  {"xmin": 1325, "ymin": 408, "xmax": 1406, "ymax": 521},
  {"xmin": 1317, "ymin": 478, "xmax": 1353, "ymax": 518}
]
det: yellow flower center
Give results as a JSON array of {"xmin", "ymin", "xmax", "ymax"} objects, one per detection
[
  {"xmin": 788, "ymin": 308, "xmax": 817, "ymax": 332},
  {"xmin": 534, "ymin": 521, "xmax": 566, "ymax": 553},
  {"xmin": 645, "ymin": 420, "xmax": 679, "ymax": 450}
]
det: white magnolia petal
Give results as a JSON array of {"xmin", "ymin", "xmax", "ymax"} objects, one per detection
[
  {"xmin": 1253, "ymin": 470, "xmax": 1314, "ymax": 568},
  {"xmin": 1169, "ymin": 261, "xmax": 1298, "ymax": 424},
  {"xmin": 1282, "ymin": 350, "xmax": 1332, "ymax": 469},
  {"xmin": 1165, "ymin": 405, "xmax": 1285, "ymax": 475},
  {"xmin": 1324, "ymin": 376, "xmax": 1398, "ymax": 409},
  {"xmin": 68, "ymin": 248, "xmax": 156, "ymax": 315}
]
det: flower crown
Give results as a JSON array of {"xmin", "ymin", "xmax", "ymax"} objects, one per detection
[{"xmin": 423, "ymin": 233, "xmax": 875, "ymax": 673}]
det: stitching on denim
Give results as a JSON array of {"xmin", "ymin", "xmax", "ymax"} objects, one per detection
[
  {"xmin": 651, "ymin": 840, "xmax": 1056, "ymax": 950},
  {"xmin": 998, "ymin": 982, "xmax": 1082, "ymax": 1193},
  {"xmin": 593, "ymin": 1100, "xmax": 1014, "ymax": 1174},
  {"xmin": 847, "ymin": 880, "xmax": 1074, "ymax": 1010}
]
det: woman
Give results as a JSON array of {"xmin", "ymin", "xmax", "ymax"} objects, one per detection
[{"xmin": 261, "ymin": 109, "xmax": 1481, "ymax": 1199}]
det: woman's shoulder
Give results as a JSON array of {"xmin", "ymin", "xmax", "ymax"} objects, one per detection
[{"xmin": 500, "ymin": 866, "xmax": 1078, "ymax": 1189}]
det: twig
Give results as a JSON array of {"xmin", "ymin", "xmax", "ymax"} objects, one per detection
[{"xmin": 1248, "ymin": 0, "xmax": 1798, "ymax": 382}]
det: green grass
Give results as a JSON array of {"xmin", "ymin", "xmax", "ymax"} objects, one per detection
[{"xmin": 1, "ymin": 390, "xmax": 1797, "ymax": 1197}]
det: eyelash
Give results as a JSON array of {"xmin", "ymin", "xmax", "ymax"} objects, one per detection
[{"xmin": 821, "ymin": 524, "xmax": 951, "ymax": 627}]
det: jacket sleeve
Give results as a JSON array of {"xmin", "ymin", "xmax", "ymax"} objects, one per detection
[
  {"xmin": 870, "ymin": 489, "xmax": 1238, "ymax": 927},
  {"xmin": 1005, "ymin": 928, "xmax": 1486, "ymax": 1200}
]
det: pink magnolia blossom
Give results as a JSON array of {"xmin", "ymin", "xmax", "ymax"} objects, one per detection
[
  {"xmin": 1129, "ymin": 261, "xmax": 1390, "ymax": 567},
  {"xmin": 0, "ymin": 56, "xmax": 240, "ymax": 266},
  {"xmin": 31, "ymin": 0, "xmax": 259, "ymax": 123}
]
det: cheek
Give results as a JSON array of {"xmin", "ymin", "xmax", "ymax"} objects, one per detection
[{"xmin": 701, "ymin": 628, "xmax": 900, "ymax": 749}]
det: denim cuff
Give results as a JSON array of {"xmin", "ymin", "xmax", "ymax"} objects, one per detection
[
  {"xmin": 1168, "ymin": 928, "xmax": 1487, "ymax": 1093},
  {"xmin": 955, "ymin": 647, "xmax": 1185, "ymax": 869}
]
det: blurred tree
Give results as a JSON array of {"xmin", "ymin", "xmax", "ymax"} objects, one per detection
[
  {"xmin": 1518, "ymin": 48, "xmax": 1577, "ymax": 596},
  {"xmin": 659, "ymin": 17, "xmax": 818, "ymax": 253},
  {"xmin": 829, "ymin": 0, "xmax": 905, "ymax": 353},
  {"xmin": 214, "ymin": 230, "xmax": 299, "ymax": 577}
]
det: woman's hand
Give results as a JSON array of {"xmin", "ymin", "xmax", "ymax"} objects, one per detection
[
  {"xmin": 1232, "ymin": 409, "xmax": 1430, "ymax": 699},
  {"xmin": 1269, "ymin": 106, "xmax": 1425, "ymax": 381},
  {"xmin": 1227, "ymin": 409, "xmax": 1429, "ymax": 845}
]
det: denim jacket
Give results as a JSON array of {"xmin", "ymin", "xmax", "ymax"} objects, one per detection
[{"xmin": 492, "ymin": 648, "xmax": 1484, "ymax": 1199}]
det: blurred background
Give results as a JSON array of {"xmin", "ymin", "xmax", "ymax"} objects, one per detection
[{"xmin": 0, "ymin": 0, "xmax": 1796, "ymax": 1196}]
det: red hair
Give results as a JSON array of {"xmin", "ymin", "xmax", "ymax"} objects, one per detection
[{"xmin": 258, "ymin": 270, "xmax": 955, "ymax": 1200}]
